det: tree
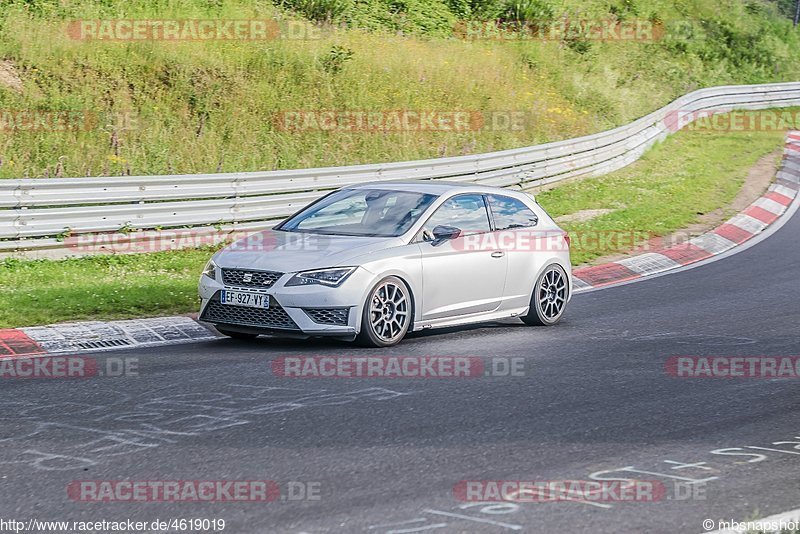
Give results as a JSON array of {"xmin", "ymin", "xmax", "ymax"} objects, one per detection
[{"xmin": 794, "ymin": 0, "xmax": 799, "ymax": 26}]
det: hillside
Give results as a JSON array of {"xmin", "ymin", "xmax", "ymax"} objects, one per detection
[{"xmin": 0, "ymin": 0, "xmax": 797, "ymax": 178}]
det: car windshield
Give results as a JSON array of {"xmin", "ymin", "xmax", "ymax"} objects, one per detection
[{"xmin": 278, "ymin": 188, "xmax": 438, "ymax": 237}]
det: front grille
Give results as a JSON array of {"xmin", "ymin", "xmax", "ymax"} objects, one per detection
[
  {"xmin": 303, "ymin": 308, "xmax": 350, "ymax": 326},
  {"xmin": 201, "ymin": 294, "xmax": 299, "ymax": 331},
  {"xmin": 222, "ymin": 268, "xmax": 283, "ymax": 289}
]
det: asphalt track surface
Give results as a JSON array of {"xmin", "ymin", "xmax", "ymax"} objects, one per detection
[{"xmin": 1, "ymin": 202, "xmax": 799, "ymax": 534}]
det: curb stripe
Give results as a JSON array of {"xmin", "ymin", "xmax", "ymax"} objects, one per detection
[
  {"xmin": 616, "ymin": 252, "xmax": 682, "ymax": 275},
  {"xmin": 744, "ymin": 206, "xmax": 780, "ymax": 224},
  {"xmin": 571, "ymin": 277, "xmax": 591, "ymax": 290},
  {"xmin": 17, "ymin": 317, "xmax": 216, "ymax": 356},
  {"xmin": 783, "ymin": 154, "xmax": 800, "ymax": 166},
  {"xmin": 572, "ymin": 263, "xmax": 640, "ymax": 287},
  {"xmin": 658, "ymin": 244, "xmax": 713, "ymax": 266},
  {"xmin": 780, "ymin": 163, "xmax": 800, "ymax": 175},
  {"xmin": 752, "ymin": 197, "xmax": 787, "ymax": 214},
  {"xmin": 727, "ymin": 214, "xmax": 767, "ymax": 234},
  {"xmin": 763, "ymin": 191, "xmax": 793, "ymax": 206},
  {"xmin": 714, "ymin": 223, "xmax": 754, "ymax": 244},
  {"xmin": 0, "ymin": 329, "xmax": 44, "ymax": 357},
  {"xmin": 690, "ymin": 232, "xmax": 737, "ymax": 254},
  {"xmin": 769, "ymin": 183, "xmax": 797, "ymax": 199},
  {"xmin": 776, "ymin": 177, "xmax": 800, "ymax": 190}
]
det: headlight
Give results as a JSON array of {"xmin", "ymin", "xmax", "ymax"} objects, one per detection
[
  {"xmin": 202, "ymin": 260, "xmax": 217, "ymax": 280},
  {"xmin": 285, "ymin": 267, "xmax": 356, "ymax": 287}
]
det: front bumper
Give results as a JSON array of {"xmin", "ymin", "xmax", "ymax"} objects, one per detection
[{"xmin": 198, "ymin": 267, "xmax": 372, "ymax": 338}]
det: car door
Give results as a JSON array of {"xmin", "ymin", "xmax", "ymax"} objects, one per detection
[
  {"xmin": 485, "ymin": 194, "xmax": 543, "ymax": 309},
  {"xmin": 415, "ymin": 193, "xmax": 508, "ymax": 320}
]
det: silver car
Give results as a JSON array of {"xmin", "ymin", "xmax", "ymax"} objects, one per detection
[{"xmin": 198, "ymin": 181, "xmax": 572, "ymax": 347}]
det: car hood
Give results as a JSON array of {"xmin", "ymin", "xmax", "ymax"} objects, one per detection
[{"xmin": 213, "ymin": 229, "xmax": 404, "ymax": 273}]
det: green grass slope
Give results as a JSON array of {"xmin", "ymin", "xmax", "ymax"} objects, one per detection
[{"xmin": 0, "ymin": 0, "xmax": 797, "ymax": 178}]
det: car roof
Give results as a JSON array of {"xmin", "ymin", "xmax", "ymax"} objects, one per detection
[{"xmin": 346, "ymin": 179, "xmax": 532, "ymax": 198}]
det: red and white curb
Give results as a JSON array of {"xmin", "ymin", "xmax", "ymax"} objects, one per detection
[
  {"xmin": 571, "ymin": 131, "xmax": 800, "ymax": 291},
  {"xmin": 0, "ymin": 317, "xmax": 216, "ymax": 358},
  {"xmin": 1, "ymin": 133, "xmax": 798, "ymax": 358}
]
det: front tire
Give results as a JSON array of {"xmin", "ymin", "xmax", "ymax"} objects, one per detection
[
  {"xmin": 522, "ymin": 264, "xmax": 568, "ymax": 326},
  {"xmin": 356, "ymin": 276, "xmax": 412, "ymax": 347}
]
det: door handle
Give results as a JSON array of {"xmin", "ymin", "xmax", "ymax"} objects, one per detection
[{"xmin": 491, "ymin": 251, "xmax": 505, "ymax": 258}]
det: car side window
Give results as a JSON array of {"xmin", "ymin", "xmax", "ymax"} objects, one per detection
[
  {"xmin": 487, "ymin": 195, "xmax": 539, "ymax": 230},
  {"xmin": 418, "ymin": 194, "xmax": 491, "ymax": 241}
]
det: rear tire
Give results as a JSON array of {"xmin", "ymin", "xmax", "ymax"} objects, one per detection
[
  {"xmin": 356, "ymin": 276, "xmax": 412, "ymax": 347},
  {"xmin": 521, "ymin": 264, "xmax": 568, "ymax": 326},
  {"xmin": 216, "ymin": 327, "xmax": 259, "ymax": 340}
]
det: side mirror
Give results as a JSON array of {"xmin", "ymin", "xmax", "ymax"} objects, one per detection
[{"xmin": 431, "ymin": 225, "xmax": 461, "ymax": 246}]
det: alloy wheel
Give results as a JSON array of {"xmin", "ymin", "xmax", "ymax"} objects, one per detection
[
  {"xmin": 368, "ymin": 280, "xmax": 409, "ymax": 343},
  {"xmin": 537, "ymin": 267, "xmax": 567, "ymax": 321}
]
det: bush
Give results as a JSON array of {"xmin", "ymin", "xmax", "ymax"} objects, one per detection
[
  {"xmin": 319, "ymin": 45, "xmax": 354, "ymax": 74},
  {"xmin": 498, "ymin": 0, "xmax": 554, "ymax": 24},
  {"xmin": 274, "ymin": 0, "xmax": 353, "ymax": 23},
  {"xmin": 346, "ymin": 0, "xmax": 456, "ymax": 35},
  {"xmin": 696, "ymin": 19, "xmax": 782, "ymax": 72},
  {"xmin": 444, "ymin": 0, "xmax": 503, "ymax": 19},
  {"xmin": 609, "ymin": 0, "xmax": 639, "ymax": 20}
]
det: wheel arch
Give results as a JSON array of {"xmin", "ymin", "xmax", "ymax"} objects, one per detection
[
  {"xmin": 356, "ymin": 271, "xmax": 418, "ymax": 336},
  {"xmin": 527, "ymin": 257, "xmax": 572, "ymax": 303}
]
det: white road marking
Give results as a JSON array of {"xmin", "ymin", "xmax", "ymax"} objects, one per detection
[{"xmin": 422, "ymin": 509, "xmax": 522, "ymax": 531}]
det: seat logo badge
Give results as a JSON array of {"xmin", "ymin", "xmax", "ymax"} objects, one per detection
[{"xmin": 242, "ymin": 273, "xmax": 253, "ymax": 283}]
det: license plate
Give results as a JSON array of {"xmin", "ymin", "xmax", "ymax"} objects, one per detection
[{"xmin": 221, "ymin": 290, "xmax": 269, "ymax": 309}]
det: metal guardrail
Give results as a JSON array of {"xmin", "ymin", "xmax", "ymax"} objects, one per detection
[{"xmin": 2, "ymin": 81, "xmax": 800, "ymax": 254}]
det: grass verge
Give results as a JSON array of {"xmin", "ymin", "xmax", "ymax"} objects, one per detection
[
  {"xmin": 0, "ymin": 125, "xmax": 790, "ymax": 327},
  {"xmin": 537, "ymin": 127, "xmax": 789, "ymax": 265}
]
